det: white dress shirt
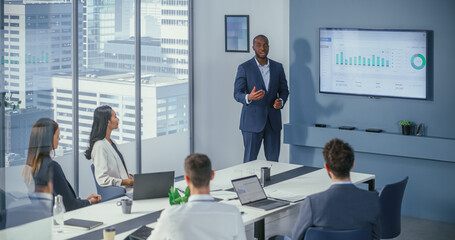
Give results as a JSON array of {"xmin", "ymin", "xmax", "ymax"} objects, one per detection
[{"xmin": 148, "ymin": 194, "xmax": 247, "ymax": 240}]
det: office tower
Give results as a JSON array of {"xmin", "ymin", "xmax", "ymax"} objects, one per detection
[
  {"xmin": 5, "ymin": 108, "xmax": 53, "ymax": 166},
  {"xmin": 49, "ymin": 71, "xmax": 188, "ymax": 152},
  {"xmin": 3, "ymin": 1, "xmax": 72, "ymax": 109},
  {"xmin": 160, "ymin": 0, "xmax": 189, "ymax": 78},
  {"xmin": 104, "ymin": 37, "xmax": 177, "ymax": 77},
  {"xmin": 81, "ymin": 0, "xmax": 115, "ymax": 70}
]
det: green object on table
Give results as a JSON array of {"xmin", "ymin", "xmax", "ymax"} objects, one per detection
[{"xmin": 168, "ymin": 186, "xmax": 190, "ymax": 205}]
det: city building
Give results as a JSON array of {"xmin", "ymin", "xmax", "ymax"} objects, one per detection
[
  {"xmin": 3, "ymin": 1, "xmax": 72, "ymax": 108},
  {"xmin": 45, "ymin": 71, "xmax": 188, "ymax": 152}
]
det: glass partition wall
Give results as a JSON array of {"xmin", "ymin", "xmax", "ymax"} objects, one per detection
[{"xmin": 0, "ymin": 0, "xmax": 191, "ymax": 231}]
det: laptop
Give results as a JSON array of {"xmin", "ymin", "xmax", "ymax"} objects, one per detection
[
  {"xmin": 127, "ymin": 171, "xmax": 175, "ymax": 200},
  {"xmin": 231, "ymin": 175, "xmax": 290, "ymax": 211}
]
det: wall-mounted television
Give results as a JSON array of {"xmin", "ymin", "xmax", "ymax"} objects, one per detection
[{"xmin": 319, "ymin": 28, "xmax": 428, "ymax": 99}]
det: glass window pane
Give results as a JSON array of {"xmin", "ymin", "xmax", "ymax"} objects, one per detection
[
  {"xmin": 78, "ymin": 0, "xmax": 136, "ymax": 197},
  {"xmin": 1, "ymin": 1, "xmax": 73, "ymax": 233},
  {"xmin": 140, "ymin": 0, "xmax": 190, "ymax": 176}
]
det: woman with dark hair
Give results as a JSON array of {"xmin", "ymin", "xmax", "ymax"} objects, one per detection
[
  {"xmin": 85, "ymin": 105, "xmax": 134, "ymax": 192},
  {"xmin": 23, "ymin": 118, "xmax": 101, "ymax": 212}
]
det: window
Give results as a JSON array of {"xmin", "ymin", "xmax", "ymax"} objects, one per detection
[{"xmin": 2, "ymin": 0, "xmax": 191, "ymax": 220}]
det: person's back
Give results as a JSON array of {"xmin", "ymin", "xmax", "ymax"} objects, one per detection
[
  {"xmin": 291, "ymin": 138, "xmax": 380, "ymax": 240},
  {"xmin": 152, "ymin": 195, "xmax": 244, "ymax": 240},
  {"xmin": 5, "ymin": 193, "xmax": 53, "ymax": 228},
  {"xmin": 148, "ymin": 154, "xmax": 246, "ymax": 240},
  {"xmin": 300, "ymin": 184, "xmax": 380, "ymax": 235}
]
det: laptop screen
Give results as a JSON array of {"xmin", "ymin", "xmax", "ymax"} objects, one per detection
[
  {"xmin": 133, "ymin": 171, "xmax": 174, "ymax": 200},
  {"xmin": 231, "ymin": 175, "xmax": 267, "ymax": 204}
]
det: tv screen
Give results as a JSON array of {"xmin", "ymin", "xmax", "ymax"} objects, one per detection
[{"xmin": 319, "ymin": 28, "xmax": 428, "ymax": 99}]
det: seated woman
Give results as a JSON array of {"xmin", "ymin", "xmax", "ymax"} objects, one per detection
[
  {"xmin": 23, "ymin": 118, "xmax": 101, "ymax": 212},
  {"xmin": 85, "ymin": 105, "xmax": 134, "ymax": 192}
]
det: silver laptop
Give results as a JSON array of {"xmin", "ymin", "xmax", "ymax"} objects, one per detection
[
  {"xmin": 127, "ymin": 171, "xmax": 175, "ymax": 200},
  {"xmin": 231, "ymin": 175, "xmax": 289, "ymax": 211}
]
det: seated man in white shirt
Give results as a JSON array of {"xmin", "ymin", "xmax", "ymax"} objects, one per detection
[{"xmin": 149, "ymin": 153, "xmax": 247, "ymax": 240}]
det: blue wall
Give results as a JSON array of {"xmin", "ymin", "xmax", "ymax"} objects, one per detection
[{"xmin": 287, "ymin": 0, "xmax": 455, "ymax": 223}]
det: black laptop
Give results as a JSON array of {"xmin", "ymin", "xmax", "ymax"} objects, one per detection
[
  {"xmin": 126, "ymin": 171, "xmax": 175, "ymax": 200},
  {"xmin": 231, "ymin": 175, "xmax": 290, "ymax": 211}
]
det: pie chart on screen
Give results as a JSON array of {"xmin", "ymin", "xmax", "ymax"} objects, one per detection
[{"xmin": 411, "ymin": 53, "xmax": 426, "ymax": 70}]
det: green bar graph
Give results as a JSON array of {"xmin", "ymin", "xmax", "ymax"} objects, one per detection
[{"xmin": 335, "ymin": 52, "xmax": 390, "ymax": 67}]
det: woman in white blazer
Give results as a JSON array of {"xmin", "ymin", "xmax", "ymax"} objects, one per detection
[{"xmin": 85, "ymin": 105, "xmax": 134, "ymax": 192}]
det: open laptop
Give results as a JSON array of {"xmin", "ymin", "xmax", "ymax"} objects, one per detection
[
  {"xmin": 231, "ymin": 175, "xmax": 290, "ymax": 211},
  {"xmin": 127, "ymin": 171, "xmax": 174, "ymax": 200}
]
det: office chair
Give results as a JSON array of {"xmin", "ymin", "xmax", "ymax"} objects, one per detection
[
  {"xmin": 303, "ymin": 225, "xmax": 372, "ymax": 240},
  {"xmin": 378, "ymin": 176, "xmax": 409, "ymax": 239},
  {"xmin": 0, "ymin": 210, "xmax": 6, "ymax": 230},
  {"xmin": 90, "ymin": 164, "xmax": 126, "ymax": 201}
]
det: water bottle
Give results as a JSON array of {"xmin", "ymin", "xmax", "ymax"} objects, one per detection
[{"xmin": 53, "ymin": 194, "xmax": 66, "ymax": 233}]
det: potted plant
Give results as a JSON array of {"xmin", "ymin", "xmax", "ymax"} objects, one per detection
[
  {"xmin": 399, "ymin": 121, "xmax": 412, "ymax": 135},
  {"xmin": 168, "ymin": 186, "xmax": 190, "ymax": 205}
]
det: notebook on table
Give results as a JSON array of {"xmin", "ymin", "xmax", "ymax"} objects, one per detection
[
  {"xmin": 231, "ymin": 175, "xmax": 290, "ymax": 211},
  {"xmin": 126, "ymin": 171, "xmax": 175, "ymax": 200},
  {"xmin": 64, "ymin": 218, "xmax": 103, "ymax": 230}
]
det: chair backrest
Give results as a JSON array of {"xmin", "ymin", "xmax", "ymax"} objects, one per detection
[
  {"xmin": 90, "ymin": 164, "xmax": 126, "ymax": 201},
  {"xmin": 0, "ymin": 209, "xmax": 5, "ymax": 230},
  {"xmin": 379, "ymin": 176, "xmax": 409, "ymax": 239},
  {"xmin": 304, "ymin": 225, "xmax": 372, "ymax": 240}
]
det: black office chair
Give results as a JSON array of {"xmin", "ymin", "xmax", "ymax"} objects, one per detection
[
  {"xmin": 0, "ymin": 189, "xmax": 5, "ymax": 230},
  {"xmin": 377, "ymin": 176, "xmax": 409, "ymax": 239},
  {"xmin": 90, "ymin": 164, "xmax": 126, "ymax": 201},
  {"xmin": 303, "ymin": 225, "xmax": 372, "ymax": 240},
  {"xmin": 0, "ymin": 209, "xmax": 6, "ymax": 230}
]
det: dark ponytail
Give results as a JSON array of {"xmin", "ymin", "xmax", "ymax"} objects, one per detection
[{"xmin": 85, "ymin": 105, "xmax": 112, "ymax": 159}]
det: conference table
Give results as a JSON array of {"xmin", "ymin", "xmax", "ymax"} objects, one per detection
[{"xmin": 1, "ymin": 160, "xmax": 375, "ymax": 240}]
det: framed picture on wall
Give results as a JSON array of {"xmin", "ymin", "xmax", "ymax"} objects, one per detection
[{"xmin": 225, "ymin": 15, "xmax": 249, "ymax": 52}]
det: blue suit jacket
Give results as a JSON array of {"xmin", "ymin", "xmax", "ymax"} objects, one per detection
[
  {"xmin": 234, "ymin": 57, "xmax": 289, "ymax": 133},
  {"xmin": 37, "ymin": 157, "xmax": 90, "ymax": 212},
  {"xmin": 291, "ymin": 184, "xmax": 381, "ymax": 240}
]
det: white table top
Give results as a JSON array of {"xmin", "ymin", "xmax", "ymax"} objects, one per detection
[{"xmin": 0, "ymin": 160, "xmax": 375, "ymax": 240}]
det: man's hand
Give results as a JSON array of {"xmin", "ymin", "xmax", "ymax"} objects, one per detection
[
  {"xmin": 273, "ymin": 98, "xmax": 283, "ymax": 109},
  {"xmin": 247, "ymin": 86, "xmax": 265, "ymax": 101}
]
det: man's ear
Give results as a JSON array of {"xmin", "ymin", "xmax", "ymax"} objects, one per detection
[
  {"xmin": 210, "ymin": 170, "xmax": 215, "ymax": 180},
  {"xmin": 351, "ymin": 162, "xmax": 355, "ymax": 170},
  {"xmin": 324, "ymin": 163, "xmax": 330, "ymax": 172},
  {"xmin": 184, "ymin": 174, "xmax": 190, "ymax": 185}
]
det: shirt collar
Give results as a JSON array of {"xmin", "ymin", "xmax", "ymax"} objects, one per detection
[
  {"xmin": 188, "ymin": 194, "xmax": 214, "ymax": 202},
  {"xmin": 331, "ymin": 181, "xmax": 352, "ymax": 185},
  {"xmin": 29, "ymin": 192, "xmax": 53, "ymax": 201},
  {"xmin": 254, "ymin": 57, "xmax": 269, "ymax": 68}
]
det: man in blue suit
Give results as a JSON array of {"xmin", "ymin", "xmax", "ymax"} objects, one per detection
[
  {"xmin": 291, "ymin": 138, "xmax": 381, "ymax": 240},
  {"xmin": 234, "ymin": 35, "xmax": 289, "ymax": 163}
]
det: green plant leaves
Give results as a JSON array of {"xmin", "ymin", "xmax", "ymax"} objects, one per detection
[{"xmin": 169, "ymin": 186, "xmax": 190, "ymax": 205}]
